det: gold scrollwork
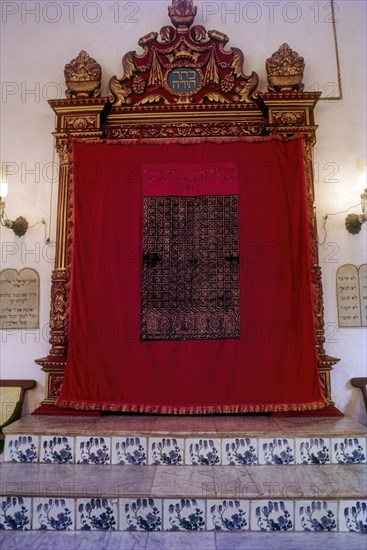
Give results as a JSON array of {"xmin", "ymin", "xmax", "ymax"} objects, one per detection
[
  {"xmin": 190, "ymin": 25, "xmax": 206, "ymax": 43},
  {"xmin": 160, "ymin": 26, "xmax": 176, "ymax": 43},
  {"xmin": 135, "ymin": 94, "xmax": 169, "ymax": 106},
  {"xmin": 109, "ymin": 76, "xmax": 132, "ymax": 106},
  {"xmin": 200, "ymin": 93, "xmax": 230, "ymax": 104}
]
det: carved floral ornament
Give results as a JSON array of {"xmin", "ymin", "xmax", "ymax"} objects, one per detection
[
  {"xmin": 64, "ymin": 50, "xmax": 101, "ymax": 99},
  {"xmin": 266, "ymin": 43, "xmax": 305, "ymax": 92}
]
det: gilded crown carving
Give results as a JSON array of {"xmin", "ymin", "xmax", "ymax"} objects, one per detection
[
  {"xmin": 266, "ymin": 43, "xmax": 305, "ymax": 92},
  {"xmin": 64, "ymin": 50, "xmax": 102, "ymax": 99}
]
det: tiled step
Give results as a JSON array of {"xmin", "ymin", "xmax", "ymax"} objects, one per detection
[
  {"xmin": 3, "ymin": 415, "xmax": 367, "ymax": 466},
  {"xmin": 1, "ymin": 530, "xmax": 366, "ymax": 550},
  {"xmin": 0, "ymin": 461, "xmax": 366, "ymax": 532}
]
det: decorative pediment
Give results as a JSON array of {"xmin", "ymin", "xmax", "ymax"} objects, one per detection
[{"xmin": 109, "ymin": 0, "xmax": 258, "ymax": 106}]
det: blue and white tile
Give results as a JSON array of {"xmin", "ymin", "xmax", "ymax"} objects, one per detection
[
  {"xmin": 75, "ymin": 436, "xmax": 111, "ymax": 465},
  {"xmin": 250, "ymin": 500, "xmax": 294, "ymax": 531},
  {"xmin": 222, "ymin": 438, "xmax": 258, "ymax": 465},
  {"xmin": 163, "ymin": 499, "xmax": 206, "ymax": 531},
  {"xmin": 32, "ymin": 498, "xmax": 74, "ymax": 530},
  {"xmin": 258, "ymin": 438, "xmax": 295, "ymax": 465},
  {"xmin": 295, "ymin": 437, "xmax": 331, "ymax": 465},
  {"xmin": 111, "ymin": 436, "xmax": 147, "ymax": 465},
  {"xmin": 4, "ymin": 435, "xmax": 39, "ymax": 463},
  {"xmin": 295, "ymin": 500, "xmax": 338, "ymax": 531},
  {"xmin": 40, "ymin": 436, "xmax": 74, "ymax": 464},
  {"xmin": 119, "ymin": 498, "xmax": 162, "ymax": 531},
  {"xmin": 331, "ymin": 437, "xmax": 366, "ymax": 464},
  {"xmin": 148, "ymin": 438, "xmax": 184, "ymax": 465},
  {"xmin": 339, "ymin": 500, "xmax": 367, "ymax": 533},
  {"xmin": 0, "ymin": 496, "xmax": 31, "ymax": 530},
  {"xmin": 206, "ymin": 499, "xmax": 249, "ymax": 531},
  {"xmin": 185, "ymin": 439, "xmax": 221, "ymax": 466},
  {"xmin": 76, "ymin": 498, "xmax": 118, "ymax": 531}
]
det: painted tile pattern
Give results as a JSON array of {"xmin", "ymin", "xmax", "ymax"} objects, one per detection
[
  {"xmin": 76, "ymin": 437, "xmax": 111, "ymax": 465},
  {"xmin": 0, "ymin": 496, "xmax": 31, "ymax": 530},
  {"xmin": 76, "ymin": 498, "xmax": 117, "ymax": 530},
  {"xmin": 164, "ymin": 499, "xmax": 206, "ymax": 531},
  {"xmin": 5, "ymin": 435, "xmax": 38, "ymax": 463},
  {"xmin": 33, "ymin": 498, "xmax": 74, "ymax": 530},
  {"xmin": 41, "ymin": 436, "xmax": 74, "ymax": 464},
  {"xmin": 120, "ymin": 498, "xmax": 162, "ymax": 531},
  {"xmin": 332, "ymin": 438, "xmax": 366, "ymax": 464},
  {"xmin": 0, "ymin": 496, "xmax": 365, "ymax": 532},
  {"xmin": 339, "ymin": 501, "xmax": 367, "ymax": 533},
  {"xmin": 251, "ymin": 500, "xmax": 294, "ymax": 531},
  {"xmin": 112, "ymin": 437, "xmax": 147, "ymax": 465},
  {"xmin": 3, "ymin": 435, "xmax": 366, "ymax": 467},
  {"xmin": 206, "ymin": 500, "xmax": 249, "ymax": 531},
  {"xmin": 186, "ymin": 439, "xmax": 221, "ymax": 465},
  {"xmin": 149, "ymin": 438, "xmax": 184, "ymax": 465},
  {"xmin": 259, "ymin": 439, "xmax": 295, "ymax": 465},
  {"xmin": 296, "ymin": 501, "xmax": 337, "ymax": 531},
  {"xmin": 295, "ymin": 438, "xmax": 330, "ymax": 465},
  {"xmin": 222, "ymin": 438, "xmax": 258, "ymax": 465}
]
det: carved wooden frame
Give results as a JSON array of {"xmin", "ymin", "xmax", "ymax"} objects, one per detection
[{"xmin": 36, "ymin": 0, "xmax": 339, "ymax": 408}]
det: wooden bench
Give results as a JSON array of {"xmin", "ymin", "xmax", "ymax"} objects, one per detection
[
  {"xmin": 0, "ymin": 380, "xmax": 36, "ymax": 449},
  {"xmin": 351, "ymin": 377, "xmax": 367, "ymax": 413}
]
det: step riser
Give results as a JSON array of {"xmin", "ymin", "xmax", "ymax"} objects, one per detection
[
  {"xmin": 1, "ymin": 495, "xmax": 366, "ymax": 532},
  {"xmin": 4, "ymin": 434, "xmax": 367, "ymax": 465}
]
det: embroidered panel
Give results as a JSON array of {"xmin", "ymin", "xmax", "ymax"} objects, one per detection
[{"xmin": 141, "ymin": 195, "xmax": 240, "ymax": 340}]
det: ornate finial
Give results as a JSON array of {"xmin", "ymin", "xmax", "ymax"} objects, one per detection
[
  {"xmin": 168, "ymin": 0, "xmax": 197, "ymax": 29},
  {"xmin": 64, "ymin": 50, "xmax": 101, "ymax": 99},
  {"xmin": 266, "ymin": 43, "xmax": 305, "ymax": 92}
]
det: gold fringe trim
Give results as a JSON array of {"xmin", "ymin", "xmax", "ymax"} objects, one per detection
[{"xmin": 56, "ymin": 398, "xmax": 328, "ymax": 415}]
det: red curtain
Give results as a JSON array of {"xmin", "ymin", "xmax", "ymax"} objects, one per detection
[{"xmin": 57, "ymin": 138, "xmax": 326, "ymax": 413}]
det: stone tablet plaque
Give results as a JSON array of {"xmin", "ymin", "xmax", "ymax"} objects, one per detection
[
  {"xmin": 336, "ymin": 264, "xmax": 365, "ymax": 327},
  {"xmin": 0, "ymin": 268, "xmax": 40, "ymax": 329},
  {"xmin": 359, "ymin": 264, "xmax": 367, "ymax": 327}
]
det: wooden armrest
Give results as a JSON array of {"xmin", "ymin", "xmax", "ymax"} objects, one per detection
[
  {"xmin": 351, "ymin": 377, "xmax": 367, "ymax": 388},
  {"xmin": 0, "ymin": 380, "xmax": 36, "ymax": 390},
  {"xmin": 0, "ymin": 380, "xmax": 36, "ymax": 430},
  {"xmin": 351, "ymin": 377, "xmax": 367, "ymax": 413}
]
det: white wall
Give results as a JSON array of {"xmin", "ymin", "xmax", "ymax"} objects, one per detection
[{"xmin": 1, "ymin": 1, "xmax": 366, "ymax": 423}]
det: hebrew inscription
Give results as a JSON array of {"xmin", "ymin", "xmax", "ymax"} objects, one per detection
[
  {"xmin": 167, "ymin": 67, "xmax": 201, "ymax": 94},
  {"xmin": 359, "ymin": 264, "xmax": 367, "ymax": 327},
  {"xmin": 336, "ymin": 264, "xmax": 366, "ymax": 327},
  {"xmin": 0, "ymin": 268, "xmax": 40, "ymax": 329}
]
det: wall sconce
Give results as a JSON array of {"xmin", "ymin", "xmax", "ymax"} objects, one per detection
[
  {"xmin": 0, "ymin": 175, "xmax": 29, "ymax": 237},
  {"xmin": 345, "ymin": 187, "xmax": 367, "ymax": 235}
]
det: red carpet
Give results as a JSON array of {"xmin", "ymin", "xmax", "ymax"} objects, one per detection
[{"xmin": 272, "ymin": 405, "xmax": 344, "ymax": 417}]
